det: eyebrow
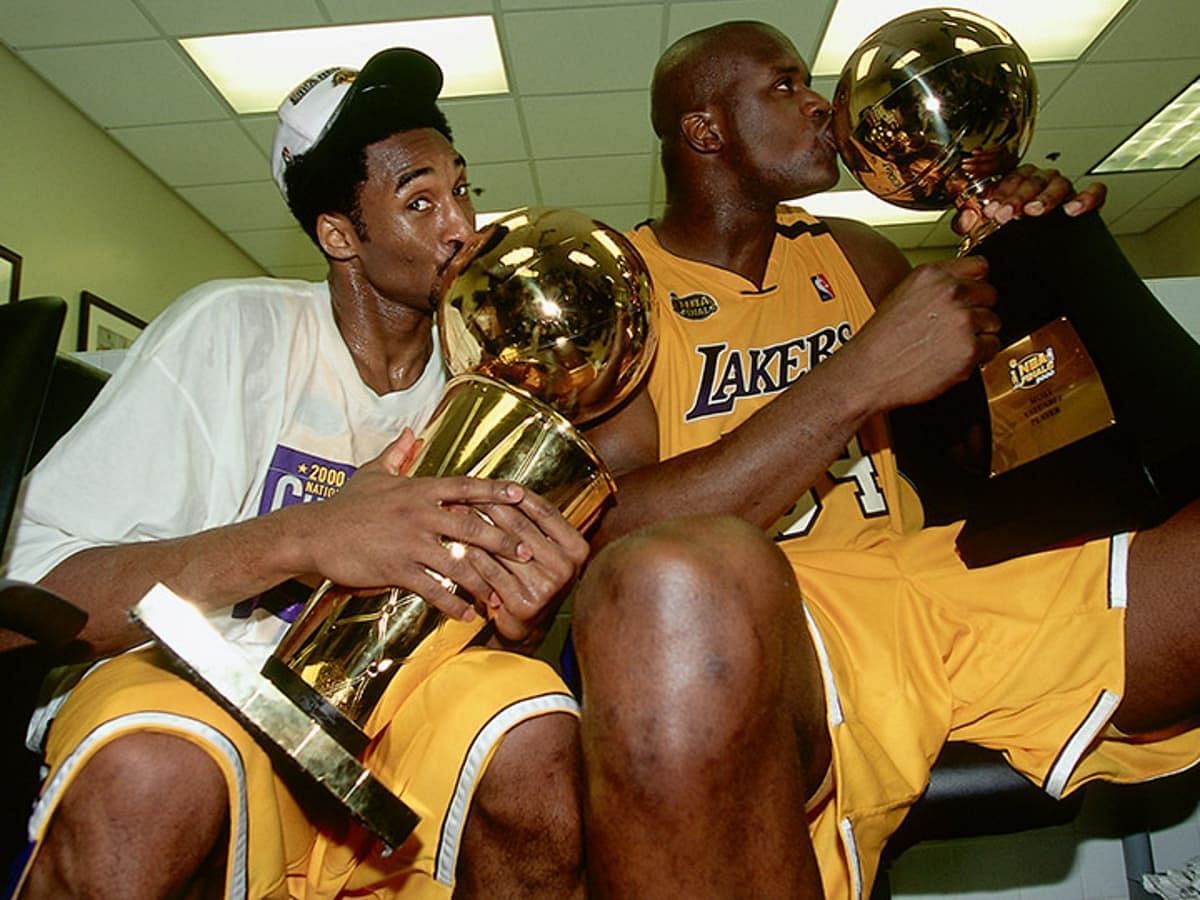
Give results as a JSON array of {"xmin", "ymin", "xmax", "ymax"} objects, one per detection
[{"xmin": 394, "ymin": 154, "xmax": 469, "ymax": 192}]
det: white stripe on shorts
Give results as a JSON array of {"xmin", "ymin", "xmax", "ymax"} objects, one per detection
[
  {"xmin": 1109, "ymin": 531, "xmax": 1130, "ymax": 609},
  {"xmin": 434, "ymin": 691, "xmax": 580, "ymax": 886},
  {"xmin": 27, "ymin": 712, "xmax": 250, "ymax": 900},
  {"xmin": 1044, "ymin": 689, "xmax": 1121, "ymax": 799}
]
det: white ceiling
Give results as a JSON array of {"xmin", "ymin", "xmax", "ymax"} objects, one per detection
[{"xmin": 2, "ymin": 0, "xmax": 1198, "ymax": 281}]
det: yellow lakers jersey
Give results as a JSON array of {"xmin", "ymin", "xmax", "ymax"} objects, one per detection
[{"xmin": 629, "ymin": 207, "xmax": 923, "ymax": 552}]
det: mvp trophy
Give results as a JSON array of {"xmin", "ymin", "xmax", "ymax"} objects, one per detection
[
  {"xmin": 132, "ymin": 207, "xmax": 656, "ymax": 846},
  {"xmin": 831, "ymin": 7, "xmax": 1200, "ymax": 566}
]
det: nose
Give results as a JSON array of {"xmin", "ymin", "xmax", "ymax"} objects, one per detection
[
  {"xmin": 443, "ymin": 197, "xmax": 476, "ymax": 247},
  {"xmin": 802, "ymin": 87, "xmax": 832, "ymax": 120}
]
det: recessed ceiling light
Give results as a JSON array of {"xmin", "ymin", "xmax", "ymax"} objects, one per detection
[
  {"xmin": 788, "ymin": 190, "xmax": 944, "ymax": 227},
  {"xmin": 181, "ymin": 17, "xmax": 508, "ymax": 115},
  {"xmin": 1091, "ymin": 76, "xmax": 1200, "ymax": 174},
  {"xmin": 812, "ymin": 0, "xmax": 1129, "ymax": 77}
]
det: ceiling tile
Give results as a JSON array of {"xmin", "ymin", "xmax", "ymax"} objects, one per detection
[
  {"xmin": 240, "ymin": 114, "xmax": 279, "ymax": 156},
  {"xmin": 0, "ymin": 0, "xmax": 157, "ymax": 47},
  {"xmin": 467, "ymin": 161, "xmax": 539, "ymax": 212},
  {"xmin": 535, "ymin": 154, "xmax": 654, "ymax": 206},
  {"xmin": 227, "ymin": 227, "xmax": 322, "ymax": 268},
  {"xmin": 109, "ymin": 120, "xmax": 268, "ymax": 186},
  {"xmin": 137, "ymin": 0, "xmax": 326, "ymax": 36},
  {"xmin": 1109, "ymin": 205, "xmax": 1178, "ymax": 235},
  {"xmin": 19, "ymin": 42, "xmax": 229, "ymax": 127},
  {"xmin": 1141, "ymin": 164, "xmax": 1200, "ymax": 208},
  {"xmin": 176, "ymin": 181, "xmax": 295, "ymax": 231},
  {"xmin": 1031, "ymin": 63, "xmax": 1075, "ymax": 107},
  {"xmin": 323, "ymin": 0, "xmax": 494, "ymax": 20},
  {"xmin": 500, "ymin": 0, "xmax": 656, "ymax": 7},
  {"xmin": 443, "ymin": 97, "xmax": 529, "ymax": 165},
  {"xmin": 1097, "ymin": 170, "xmax": 1181, "ymax": 223},
  {"xmin": 499, "ymin": 6, "xmax": 664, "ymax": 94},
  {"xmin": 665, "ymin": 0, "xmax": 835, "ymax": 62},
  {"xmin": 1087, "ymin": 0, "xmax": 1197, "ymax": 62},
  {"xmin": 1024, "ymin": 126, "xmax": 1134, "ymax": 180},
  {"xmin": 522, "ymin": 91, "xmax": 652, "ymax": 159},
  {"xmin": 1039, "ymin": 59, "xmax": 1200, "ymax": 130}
]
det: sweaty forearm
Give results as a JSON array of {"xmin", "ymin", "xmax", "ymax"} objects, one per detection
[
  {"xmin": 38, "ymin": 504, "xmax": 317, "ymax": 658},
  {"xmin": 592, "ymin": 347, "xmax": 877, "ymax": 550}
]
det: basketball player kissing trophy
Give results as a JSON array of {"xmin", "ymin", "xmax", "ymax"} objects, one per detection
[
  {"xmin": 132, "ymin": 207, "xmax": 656, "ymax": 846},
  {"xmin": 831, "ymin": 7, "xmax": 1200, "ymax": 566}
]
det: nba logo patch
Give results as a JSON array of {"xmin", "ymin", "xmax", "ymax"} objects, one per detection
[{"xmin": 811, "ymin": 273, "xmax": 835, "ymax": 301}]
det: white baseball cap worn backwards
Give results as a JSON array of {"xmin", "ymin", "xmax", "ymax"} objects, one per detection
[{"xmin": 271, "ymin": 47, "xmax": 444, "ymax": 200}]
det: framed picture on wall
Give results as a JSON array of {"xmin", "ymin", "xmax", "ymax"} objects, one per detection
[
  {"xmin": 0, "ymin": 244, "xmax": 21, "ymax": 303},
  {"xmin": 77, "ymin": 291, "xmax": 147, "ymax": 351}
]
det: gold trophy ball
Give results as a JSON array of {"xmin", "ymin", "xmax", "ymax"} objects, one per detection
[
  {"xmin": 831, "ymin": 7, "xmax": 1038, "ymax": 212},
  {"xmin": 440, "ymin": 207, "xmax": 656, "ymax": 425}
]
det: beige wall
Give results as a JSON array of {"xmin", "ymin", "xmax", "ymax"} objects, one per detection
[{"xmin": 0, "ymin": 44, "xmax": 264, "ymax": 352}]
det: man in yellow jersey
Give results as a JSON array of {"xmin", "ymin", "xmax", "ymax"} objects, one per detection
[
  {"xmin": 574, "ymin": 21, "xmax": 1200, "ymax": 900},
  {"xmin": 6, "ymin": 49, "xmax": 589, "ymax": 897}
]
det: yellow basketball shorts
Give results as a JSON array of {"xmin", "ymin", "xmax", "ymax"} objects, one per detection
[
  {"xmin": 783, "ymin": 524, "xmax": 1200, "ymax": 900},
  {"xmin": 17, "ymin": 642, "xmax": 578, "ymax": 898}
]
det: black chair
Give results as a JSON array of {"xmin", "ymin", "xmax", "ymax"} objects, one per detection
[{"xmin": 0, "ymin": 297, "xmax": 109, "ymax": 870}]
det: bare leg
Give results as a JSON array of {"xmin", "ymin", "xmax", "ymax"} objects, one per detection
[
  {"xmin": 22, "ymin": 732, "xmax": 229, "ymax": 899},
  {"xmin": 574, "ymin": 514, "xmax": 831, "ymax": 899},
  {"xmin": 456, "ymin": 712, "xmax": 585, "ymax": 898},
  {"xmin": 1115, "ymin": 497, "xmax": 1200, "ymax": 734}
]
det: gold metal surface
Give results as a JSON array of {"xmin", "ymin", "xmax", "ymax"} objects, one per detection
[
  {"xmin": 831, "ymin": 7, "xmax": 1036, "ymax": 253},
  {"xmin": 144, "ymin": 207, "xmax": 655, "ymax": 841},
  {"xmin": 441, "ymin": 207, "xmax": 657, "ymax": 424},
  {"xmin": 130, "ymin": 584, "xmax": 423, "ymax": 848},
  {"xmin": 266, "ymin": 206, "xmax": 656, "ymax": 746},
  {"xmin": 981, "ymin": 318, "xmax": 1116, "ymax": 476},
  {"xmin": 269, "ymin": 374, "xmax": 617, "ymax": 735}
]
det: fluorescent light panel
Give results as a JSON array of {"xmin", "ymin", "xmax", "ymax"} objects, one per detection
[
  {"xmin": 181, "ymin": 17, "xmax": 508, "ymax": 114},
  {"xmin": 813, "ymin": 0, "xmax": 1129, "ymax": 76},
  {"xmin": 787, "ymin": 190, "xmax": 944, "ymax": 227},
  {"xmin": 1092, "ymin": 76, "xmax": 1200, "ymax": 173}
]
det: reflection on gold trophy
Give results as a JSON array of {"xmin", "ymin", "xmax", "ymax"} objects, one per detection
[
  {"xmin": 132, "ymin": 207, "xmax": 656, "ymax": 845},
  {"xmin": 829, "ymin": 8, "xmax": 1200, "ymax": 566},
  {"xmin": 264, "ymin": 207, "xmax": 656, "ymax": 747}
]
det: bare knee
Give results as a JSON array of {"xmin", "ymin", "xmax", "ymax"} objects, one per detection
[
  {"xmin": 458, "ymin": 712, "xmax": 583, "ymax": 897},
  {"xmin": 25, "ymin": 731, "xmax": 228, "ymax": 898},
  {"xmin": 574, "ymin": 515, "xmax": 823, "ymax": 777}
]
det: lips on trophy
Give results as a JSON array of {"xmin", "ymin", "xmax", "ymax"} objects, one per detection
[
  {"xmin": 830, "ymin": 8, "xmax": 1200, "ymax": 566},
  {"xmin": 264, "ymin": 206, "xmax": 656, "ymax": 763}
]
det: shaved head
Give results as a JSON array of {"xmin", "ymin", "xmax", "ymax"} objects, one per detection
[{"xmin": 650, "ymin": 21, "xmax": 793, "ymax": 140}]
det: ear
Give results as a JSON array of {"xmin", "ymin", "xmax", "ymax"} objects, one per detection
[
  {"xmin": 316, "ymin": 212, "xmax": 360, "ymax": 262},
  {"xmin": 680, "ymin": 110, "xmax": 723, "ymax": 154}
]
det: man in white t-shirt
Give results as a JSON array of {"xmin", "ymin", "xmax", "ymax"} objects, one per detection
[{"xmin": 5, "ymin": 48, "xmax": 590, "ymax": 898}]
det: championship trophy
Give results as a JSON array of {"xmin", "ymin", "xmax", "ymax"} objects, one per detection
[
  {"xmin": 831, "ymin": 7, "xmax": 1200, "ymax": 566},
  {"xmin": 131, "ymin": 207, "xmax": 656, "ymax": 845}
]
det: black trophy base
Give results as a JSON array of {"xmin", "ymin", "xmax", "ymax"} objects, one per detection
[{"xmin": 896, "ymin": 208, "xmax": 1200, "ymax": 568}]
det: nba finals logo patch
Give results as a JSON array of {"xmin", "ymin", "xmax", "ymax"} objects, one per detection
[
  {"xmin": 1009, "ymin": 346, "xmax": 1056, "ymax": 390},
  {"xmin": 670, "ymin": 291, "xmax": 719, "ymax": 321},
  {"xmin": 257, "ymin": 445, "xmax": 356, "ymax": 515},
  {"xmin": 811, "ymin": 273, "xmax": 836, "ymax": 302}
]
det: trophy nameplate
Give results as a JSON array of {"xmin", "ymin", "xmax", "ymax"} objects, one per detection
[{"xmin": 982, "ymin": 318, "xmax": 1115, "ymax": 477}]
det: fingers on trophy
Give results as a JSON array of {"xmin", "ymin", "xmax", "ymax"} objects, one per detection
[{"xmin": 132, "ymin": 207, "xmax": 657, "ymax": 846}]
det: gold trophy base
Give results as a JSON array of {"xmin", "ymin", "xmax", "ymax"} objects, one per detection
[{"xmin": 130, "ymin": 583, "xmax": 423, "ymax": 848}]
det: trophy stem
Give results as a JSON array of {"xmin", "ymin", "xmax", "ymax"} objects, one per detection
[{"xmin": 265, "ymin": 374, "xmax": 616, "ymax": 744}]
